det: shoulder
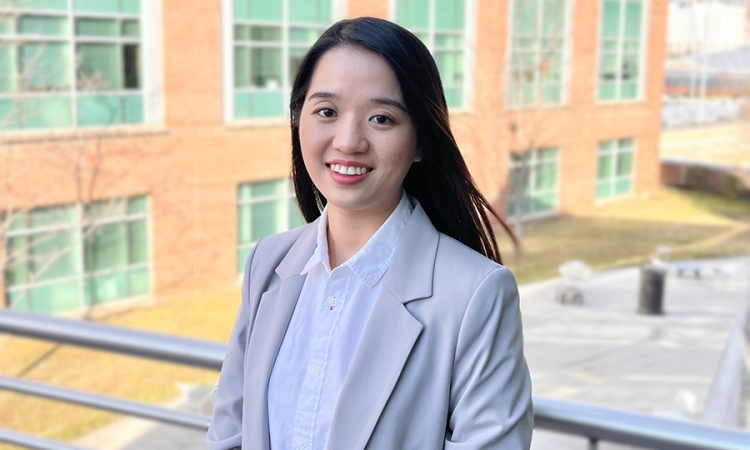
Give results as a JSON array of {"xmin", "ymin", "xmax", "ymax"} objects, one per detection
[{"xmin": 433, "ymin": 232, "xmax": 515, "ymax": 292}]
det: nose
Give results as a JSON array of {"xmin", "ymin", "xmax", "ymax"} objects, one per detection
[{"xmin": 331, "ymin": 115, "xmax": 368, "ymax": 154}]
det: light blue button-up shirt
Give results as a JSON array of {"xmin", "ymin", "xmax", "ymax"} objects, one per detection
[{"xmin": 267, "ymin": 192, "xmax": 413, "ymax": 450}]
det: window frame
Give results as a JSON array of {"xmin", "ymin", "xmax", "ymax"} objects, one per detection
[
  {"xmin": 595, "ymin": 0, "xmax": 650, "ymax": 103},
  {"xmin": 388, "ymin": 0, "xmax": 476, "ymax": 111},
  {"xmin": 594, "ymin": 138, "xmax": 637, "ymax": 201},
  {"xmin": 0, "ymin": 0, "xmax": 162, "ymax": 131},
  {"xmin": 222, "ymin": 0, "xmax": 346, "ymax": 123},
  {"xmin": 4, "ymin": 196, "xmax": 152, "ymax": 313},
  {"xmin": 507, "ymin": 147, "xmax": 561, "ymax": 220},
  {"xmin": 505, "ymin": 0, "xmax": 574, "ymax": 108}
]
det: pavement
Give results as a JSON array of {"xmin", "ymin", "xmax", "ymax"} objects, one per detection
[{"xmin": 73, "ymin": 257, "xmax": 750, "ymax": 450}]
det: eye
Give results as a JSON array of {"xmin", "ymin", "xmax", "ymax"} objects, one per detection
[
  {"xmin": 316, "ymin": 108, "xmax": 337, "ymax": 118},
  {"xmin": 370, "ymin": 115, "xmax": 393, "ymax": 125}
]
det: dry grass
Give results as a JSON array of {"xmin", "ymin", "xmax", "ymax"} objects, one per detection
[{"xmin": 0, "ymin": 187, "xmax": 748, "ymax": 447}]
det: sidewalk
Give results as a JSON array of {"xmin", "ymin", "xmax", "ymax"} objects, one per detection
[{"xmin": 75, "ymin": 257, "xmax": 750, "ymax": 450}]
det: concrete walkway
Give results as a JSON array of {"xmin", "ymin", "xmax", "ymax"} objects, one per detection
[{"xmin": 75, "ymin": 257, "xmax": 750, "ymax": 450}]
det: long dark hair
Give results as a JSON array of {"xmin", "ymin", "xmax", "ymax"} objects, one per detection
[{"xmin": 290, "ymin": 17, "xmax": 515, "ymax": 264}]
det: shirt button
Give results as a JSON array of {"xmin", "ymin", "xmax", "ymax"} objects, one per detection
[
  {"xmin": 328, "ymin": 296, "xmax": 337, "ymax": 307},
  {"xmin": 309, "ymin": 366, "xmax": 320, "ymax": 378},
  {"xmin": 296, "ymin": 438, "xmax": 307, "ymax": 448}
]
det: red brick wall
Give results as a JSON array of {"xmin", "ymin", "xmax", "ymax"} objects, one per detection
[{"xmin": 0, "ymin": 0, "xmax": 667, "ymax": 297}]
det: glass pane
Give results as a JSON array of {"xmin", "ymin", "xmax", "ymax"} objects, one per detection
[
  {"xmin": 624, "ymin": 2, "xmax": 642, "ymax": 39},
  {"xmin": 288, "ymin": 199, "xmax": 304, "ymax": 228},
  {"xmin": 435, "ymin": 34, "xmax": 464, "ymax": 49},
  {"xmin": 601, "ymin": 0, "xmax": 621, "ymax": 39},
  {"xmin": 615, "ymin": 178, "xmax": 632, "ymax": 195},
  {"xmin": 0, "ymin": 99, "xmax": 19, "ymax": 129},
  {"xmin": 74, "ymin": 0, "xmax": 119, "ymax": 14},
  {"xmin": 249, "ymin": 90, "xmax": 283, "ymax": 117},
  {"xmin": 535, "ymin": 162, "xmax": 558, "ymax": 190},
  {"xmin": 29, "ymin": 205, "xmax": 76, "ymax": 227},
  {"xmin": 5, "ymin": 236, "xmax": 29, "ymax": 286},
  {"xmin": 0, "ymin": 44, "xmax": 18, "ymax": 93},
  {"xmin": 128, "ymin": 196, "xmax": 147, "ymax": 214},
  {"xmin": 121, "ymin": 20, "xmax": 140, "ymax": 37},
  {"xmin": 434, "ymin": 51, "xmax": 464, "ymax": 85},
  {"xmin": 289, "ymin": 47, "xmax": 307, "ymax": 84},
  {"xmin": 533, "ymin": 192, "xmax": 557, "ymax": 212},
  {"xmin": 252, "ymin": 179, "xmax": 286, "ymax": 197},
  {"xmin": 542, "ymin": 84, "xmax": 561, "ymax": 103},
  {"xmin": 234, "ymin": 47, "xmax": 250, "ymax": 88},
  {"xmin": 289, "ymin": 27, "xmax": 320, "ymax": 44},
  {"xmin": 542, "ymin": 0, "xmax": 566, "ymax": 36},
  {"xmin": 249, "ymin": 0, "xmax": 282, "ymax": 21},
  {"xmin": 123, "ymin": 44, "xmax": 140, "ymax": 89},
  {"xmin": 85, "ymin": 222, "xmax": 128, "ymax": 272},
  {"xmin": 435, "ymin": 0, "xmax": 465, "ymax": 31},
  {"xmin": 616, "ymin": 150, "xmax": 633, "ymax": 176},
  {"xmin": 129, "ymin": 266, "xmax": 149, "ymax": 295},
  {"xmin": 15, "ymin": 0, "xmax": 67, "ymax": 11},
  {"xmin": 597, "ymin": 81, "xmax": 616, "ymax": 101},
  {"xmin": 396, "ymin": 0, "xmax": 430, "ymax": 29},
  {"xmin": 30, "ymin": 230, "xmax": 79, "ymax": 281},
  {"xmin": 443, "ymin": 86, "xmax": 462, "ymax": 108},
  {"xmin": 0, "ymin": 16, "xmax": 13, "ymax": 35},
  {"xmin": 618, "ymin": 138, "xmax": 634, "ymax": 151},
  {"xmin": 26, "ymin": 280, "xmax": 81, "ymax": 314},
  {"xmin": 122, "ymin": 93, "xmax": 142, "ymax": 123},
  {"xmin": 77, "ymin": 94, "xmax": 122, "ymax": 126},
  {"xmin": 621, "ymin": 54, "xmax": 638, "ymax": 81},
  {"xmin": 251, "ymin": 47, "xmax": 282, "ymax": 89},
  {"xmin": 234, "ymin": 91, "xmax": 251, "ymax": 118},
  {"xmin": 85, "ymin": 270, "xmax": 127, "ymax": 304},
  {"xmin": 250, "ymin": 25, "xmax": 282, "ymax": 42},
  {"xmin": 538, "ymin": 147, "xmax": 558, "ymax": 160},
  {"xmin": 128, "ymin": 219, "xmax": 148, "ymax": 264},
  {"xmin": 238, "ymin": 204, "xmax": 251, "ymax": 244},
  {"xmin": 233, "ymin": 0, "xmax": 250, "ymax": 20},
  {"xmin": 595, "ymin": 181, "xmax": 611, "ymax": 200},
  {"xmin": 289, "ymin": 0, "xmax": 331, "ymax": 24},
  {"xmin": 75, "ymin": 19, "xmax": 118, "ymax": 37},
  {"xmin": 238, "ymin": 246, "xmax": 251, "ymax": 273},
  {"xmin": 20, "ymin": 43, "xmax": 70, "ymax": 90},
  {"xmin": 234, "ymin": 25, "xmax": 249, "ymax": 41},
  {"xmin": 597, "ymin": 153, "xmax": 613, "ymax": 181},
  {"xmin": 86, "ymin": 199, "xmax": 126, "ymax": 222},
  {"xmin": 19, "ymin": 15, "xmax": 68, "ymax": 36},
  {"xmin": 121, "ymin": 0, "xmax": 139, "ymax": 14},
  {"xmin": 620, "ymin": 81, "xmax": 637, "ymax": 99},
  {"xmin": 20, "ymin": 96, "xmax": 72, "ymax": 129},
  {"xmin": 513, "ymin": 0, "xmax": 537, "ymax": 35},
  {"xmin": 77, "ymin": 44, "xmax": 123, "ymax": 91},
  {"xmin": 251, "ymin": 200, "xmax": 283, "ymax": 241}
]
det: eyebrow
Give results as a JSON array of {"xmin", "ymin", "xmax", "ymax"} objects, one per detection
[{"xmin": 308, "ymin": 91, "xmax": 408, "ymax": 113}]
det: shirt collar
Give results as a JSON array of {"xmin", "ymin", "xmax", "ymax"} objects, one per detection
[{"xmin": 301, "ymin": 191, "xmax": 414, "ymax": 287}]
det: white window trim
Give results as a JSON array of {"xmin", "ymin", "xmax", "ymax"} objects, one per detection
[
  {"xmin": 0, "ymin": 1, "xmax": 162, "ymax": 128},
  {"xmin": 594, "ymin": 0, "xmax": 650, "ymax": 104},
  {"xmin": 4, "ymin": 197, "xmax": 153, "ymax": 310},
  {"xmin": 504, "ymin": 0, "xmax": 575, "ymax": 109},
  {"xmin": 222, "ymin": 0, "xmax": 346, "ymax": 123},
  {"xmin": 388, "ymin": 0, "xmax": 476, "ymax": 111},
  {"xmin": 508, "ymin": 147, "xmax": 561, "ymax": 219},
  {"xmin": 594, "ymin": 138, "xmax": 637, "ymax": 202}
]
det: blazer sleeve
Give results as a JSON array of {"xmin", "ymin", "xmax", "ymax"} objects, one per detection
[
  {"xmin": 206, "ymin": 242, "xmax": 261, "ymax": 450},
  {"xmin": 445, "ymin": 266, "xmax": 533, "ymax": 450}
]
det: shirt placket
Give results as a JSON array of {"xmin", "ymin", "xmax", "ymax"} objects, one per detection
[{"xmin": 291, "ymin": 268, "xmax": 351, "ymax": 450}]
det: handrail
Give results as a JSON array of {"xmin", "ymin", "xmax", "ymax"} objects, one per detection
[
  {"xmin": 0, "ymin": 428, "xmax": 87, "ymax": 450},
  {"xmin": 1, "ymin": 308, "xmax": 749, "ymax": 450}
]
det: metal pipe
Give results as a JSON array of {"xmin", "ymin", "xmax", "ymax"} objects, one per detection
[
  {"xmin": 0, "ymin": 309, "xmax": 226, "ymax": 370},
  {"xmin": 533, "ymin": 396, "xmax": 750, "ymax": 450},
  {"xmin": 0, "ymin": 376, "xmax": 210, "ymax": 430},
  {"xmin": 0, "ymin": 428, "xmax": 87, "ymax": 450}
]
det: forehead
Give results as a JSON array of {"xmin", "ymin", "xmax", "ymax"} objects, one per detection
[{"xmin": 308, "ymin": 47, "xmax": 403, "ymax": 100}]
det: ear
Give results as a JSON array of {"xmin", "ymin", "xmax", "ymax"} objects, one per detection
[{"xmin": 413, "ymin": 146, "xmax": 424, "ymax": 163}]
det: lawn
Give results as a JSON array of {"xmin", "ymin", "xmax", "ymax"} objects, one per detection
[{"xmin": 0, "ymin": 187, "xmax": 748, "ymax": 448}]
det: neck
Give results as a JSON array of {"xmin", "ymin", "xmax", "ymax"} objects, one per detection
[{"xmin": 325, "ymin": 196, "xmax": 400, "ymax": 268}]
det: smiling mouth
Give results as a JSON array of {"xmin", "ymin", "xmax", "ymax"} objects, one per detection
[{"xmin": 326, "ymin": 164, "xmax": 373, "ymax": 176}]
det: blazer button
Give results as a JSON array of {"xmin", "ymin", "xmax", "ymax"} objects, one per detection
[{"xmin": 296, "ymin": 438, "xmax": 307, "ymax": 448}]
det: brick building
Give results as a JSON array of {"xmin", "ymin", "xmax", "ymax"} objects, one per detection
[{"xmin": 0, "ymin": 0, "xmax": 666, "ymax": 314}]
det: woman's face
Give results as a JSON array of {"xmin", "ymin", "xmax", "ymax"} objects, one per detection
[{"xmin": 299, "ymin": 46, "xmax": 420, "ymax": 219}]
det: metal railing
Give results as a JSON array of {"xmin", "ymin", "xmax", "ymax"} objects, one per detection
[{"xmin": 1, "ymin": 309, "xmax": 749, "ymax": 450}]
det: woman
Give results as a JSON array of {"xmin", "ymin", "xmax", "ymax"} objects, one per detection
[{"xmin": 208, "ymin": 17, "xmax": 532, "ymax": 450}]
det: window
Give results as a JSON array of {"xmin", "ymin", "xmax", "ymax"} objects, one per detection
[
  {"xmin": 0, "ymin": 0, "xmax": 150, "ymax": 130},
  {"xmin": 230, "ymin": 0, "xmax": 334, "ymax": 120},
  {"xmin": 595, "ymin": 138, "xmax": 634, "ymax": 200},
  {"xmin": 597, "ymin": 0, "xmax": 645, "ymax": 101},
  {"xmin": 507, "ymin": 147, "xmax": 559, "ymax": 217},
  {"xmin": 507, "ymin": 0, "xmax": 569, "ymax": 106},
  {"xmin": 394, "ymin": 0, "xmax": 468, "ymax": 108},
  {"xmin": 4, "ymin": 196, "xmax": 151, "ymax": 314},
  {"xmin": 237, "ymin": 179, "xmax": 304, "ymax": 272}
]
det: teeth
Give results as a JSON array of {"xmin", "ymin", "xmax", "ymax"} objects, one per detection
[{"xmin": 330, "ymin": 164, "xmax": 368, "ymax": 176}]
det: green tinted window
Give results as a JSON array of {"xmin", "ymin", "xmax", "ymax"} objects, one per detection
[
  {"xmin": 596, "ymin": 138, "xmax": 634, "ymax": 200},
  {"xmin": 507, "ymin": 148, "xmax": 559, "ymax": 217},
  {"xmin": 597, "ymin": 0, "xmax": 643, "ymax": 101}
]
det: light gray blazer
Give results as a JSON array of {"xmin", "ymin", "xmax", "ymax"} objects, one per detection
[{"xmin": 207, "ymin": 202, "xmax": 533, "ymax": 450}]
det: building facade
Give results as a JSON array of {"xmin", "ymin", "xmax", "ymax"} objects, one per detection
[{"xmin": 0, "ymin": 0, "xmax": 667, "ymax": 314}]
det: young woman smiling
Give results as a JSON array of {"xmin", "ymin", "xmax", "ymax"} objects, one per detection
[{"xmin": 208, "ymin": 17, "xmax": 532, "ymax": 450}]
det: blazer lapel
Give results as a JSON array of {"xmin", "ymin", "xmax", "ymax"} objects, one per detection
[
  {"xmin": 243, "ymin": 222, "xmax": 318, "ymax": 450},
  {"xmin": 327, "ymin": 203, "xmax": 440, "ymax": 450}
]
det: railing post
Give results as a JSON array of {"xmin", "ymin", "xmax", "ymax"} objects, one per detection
[{"xmin": 588, "ymin": 436, "xmax": 598, "ymax": 450}]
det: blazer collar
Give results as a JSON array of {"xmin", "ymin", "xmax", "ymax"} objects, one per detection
[{"xmin": 274, "ymin": 216, "xmax": 319, "ymax": 280}]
